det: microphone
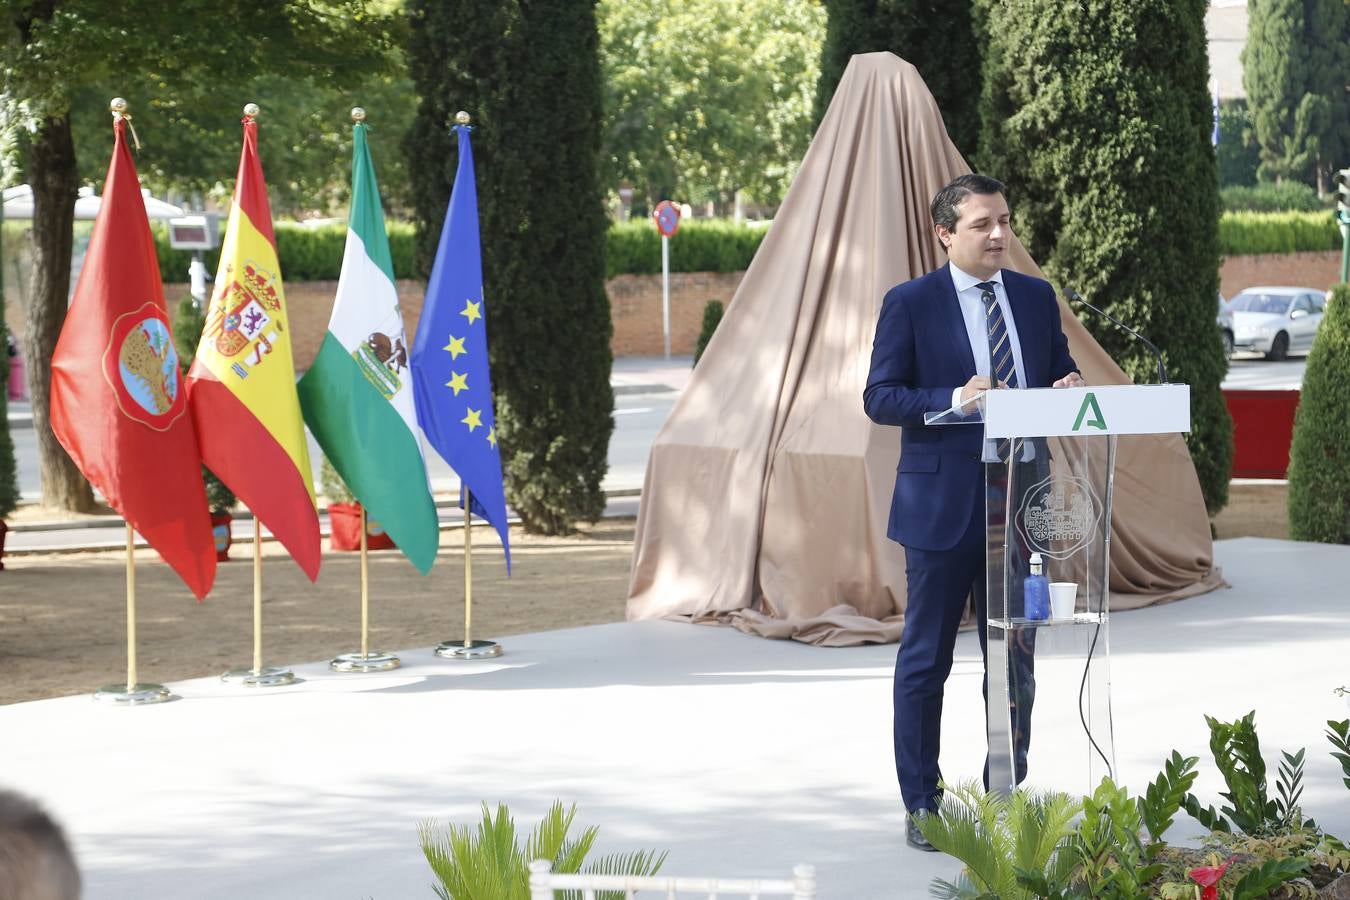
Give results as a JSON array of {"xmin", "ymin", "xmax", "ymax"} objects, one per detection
[{"xmin": 1065, "ymin": 289, "xmax": 1167, "ymax": 384}]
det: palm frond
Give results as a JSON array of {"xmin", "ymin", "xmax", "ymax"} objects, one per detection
[{"xmin": 420, "ymin": 801, "xmax": 668, "ymax": 900}]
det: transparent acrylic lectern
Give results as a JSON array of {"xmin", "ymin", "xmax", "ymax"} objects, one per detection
[{"xmin": 924, "ymin": 384, "xmax": 1191, "ymax": 795}]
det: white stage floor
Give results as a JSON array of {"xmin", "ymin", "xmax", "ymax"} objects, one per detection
[{"xmin": 3, "ymin": 536, "xmax": 1348, "ymax": 899}]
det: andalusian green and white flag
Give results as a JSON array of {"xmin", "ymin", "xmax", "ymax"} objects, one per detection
[{"xmin": 298, "ymin": 120, "xmax": 438, "ymax": 573}]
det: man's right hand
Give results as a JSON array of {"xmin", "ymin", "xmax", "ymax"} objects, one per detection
[{"xmin": 959, "ymin": 375, "xmax": 992, "ymax": 413}]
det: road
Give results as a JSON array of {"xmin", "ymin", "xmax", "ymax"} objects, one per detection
[
  {"xmin": 8, "ymin": 386, "xmax": 679, "ymax": 504},
  {"xmin": 1219, "ymin": 353, "xmax": 1309, "ymax": 391},
  {"xmin": 4, "ymin": 351, "xmax": 1301, "ymax": 504}
]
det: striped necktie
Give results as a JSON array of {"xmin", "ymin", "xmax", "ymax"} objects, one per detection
[
  {"xmin": 977, "ymin": 281, "xmax": 1016, "ymax": 460},
  {"xmin": 977, "ymin": 281, "xmax": 1019, "ymax": 389}
]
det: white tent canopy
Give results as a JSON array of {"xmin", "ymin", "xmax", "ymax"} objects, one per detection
[{"xmin": 2, "ymin": 184, "xmax": 184, "ymax": 220}]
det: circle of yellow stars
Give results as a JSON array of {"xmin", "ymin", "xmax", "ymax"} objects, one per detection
[{"xmin": 442, "ymin": 297, "xmax": 496, "ymax": 448}]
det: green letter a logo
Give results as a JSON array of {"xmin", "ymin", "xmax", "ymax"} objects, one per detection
[{"xmin": 1073, "ymin": 392, "xmax": 1107, "ymax": 431}]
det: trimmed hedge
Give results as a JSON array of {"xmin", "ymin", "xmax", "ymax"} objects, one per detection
[
  {"xmin": 16, "ymin": 211, "xmax": 1337, "ymax": 289},
  {"xmin": 150, "ymin": 220, "xmax": 417, "ymax": 283},
  {"xmin": 1219, "ymin": 182, "xmax": 1326, "ymax": 213},
  {"xmin": 1218, "ymin": 211, "xmax": 1342, "ymax": 256},
  {"xmin": 605, "ymin": 219, "xmax": 768, "ymax": 278}
]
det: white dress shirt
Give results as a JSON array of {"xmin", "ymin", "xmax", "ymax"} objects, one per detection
[
  {"xmin": 947, "ymin": 263, "xmax": 1032, "ymax": 461},
  {"xmin": 948, "ymin": 263, "xmax": 1029, "ymax": 412}
]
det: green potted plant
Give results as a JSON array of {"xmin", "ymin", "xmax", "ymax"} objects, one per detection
[{"xmin": 320, "ymin": 454, "xmax": 394, "ymax": 552}]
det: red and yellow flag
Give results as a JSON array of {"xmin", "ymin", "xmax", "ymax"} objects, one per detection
[
  {"xmin": 49, "ymin": 115, "xmax": 216, "ymax": 599},
  {"xmin": 186, "ymin": 111, "xmax": 319, "ymax": 580}
]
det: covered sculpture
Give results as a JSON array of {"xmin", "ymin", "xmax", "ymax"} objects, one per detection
[{"xmin": 626, "ymin": 52, "xmax": 1223, "ymax": 644}]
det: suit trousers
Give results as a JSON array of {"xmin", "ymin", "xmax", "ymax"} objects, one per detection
[{"xmin": 892, "ymin": 477, "xmax": 1035, "ymax": 814}]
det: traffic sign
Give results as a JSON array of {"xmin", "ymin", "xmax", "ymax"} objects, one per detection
[{"xmin": 653, "ymin": 200, "xmax": 681, "ymax": 238}]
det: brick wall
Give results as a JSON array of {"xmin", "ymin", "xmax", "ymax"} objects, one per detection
[
  {"xmin": 3, "ymin": 253, "xmax": 1338, "ymax": 370},
  {"xmin": 606, "ymin": 271, "xmax": 744, "ymax": 357},
  {"xmin": 1219, "ymin": 250, "xmax": 1343, "ymax": 299}
]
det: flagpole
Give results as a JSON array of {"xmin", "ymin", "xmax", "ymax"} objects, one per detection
[
  {"xmin": 420, "ymin": 109, "xmax": 504, "ymax": 662},
  {"xmin": 221, "ymin": 514, "xmax": 295, "ymax": 687},
  {"xmin": 88, "ymin": 99, "xmax": 173, "ymax": 706},
  {"xmin": 95, "ymin": 521, "xmax": 172, "ymax": 704},
  {"xmin": 127, "ymin": 522, "xmax": 137, "ymax": 690},
  {"xmin": 436, "ymin": 488, "xmax": 501, "ymax": 659},
  {"xmin": 361, "ymin": 506, "xmax": 369, "ymax": 657},
  {"xmin": 330, "ymin": 501, "xmax": 400, "ymax": 672},
  {"xmin": 463, "ymin": 495, "xmax": 472, "ymax": 647},
  {"xmin": 326, "ymin": 106, "xmax": 403, "ymax": 676},
  {"xmin": 253, "ymin": 516, "xmax": 262, "ymax": 673}
]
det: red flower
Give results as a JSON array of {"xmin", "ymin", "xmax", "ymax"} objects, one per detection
[{"xmin": 1188, "ymin": 856, "xmax": 1236, "ymax": 900}]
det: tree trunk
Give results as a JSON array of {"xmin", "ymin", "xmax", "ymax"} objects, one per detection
[{"xmin": 24, "ymin": 115, "xmax": 96, "ymax": 512}]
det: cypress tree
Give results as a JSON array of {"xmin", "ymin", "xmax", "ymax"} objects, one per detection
[
  {"xmin": 1242, "ymin": 0, "xmax": 1350, "ymax": 192},
  {"xmin": 406, "ymin": 0, "xmax": 613, "ymax": 534},
  {"xmin": 1288, "ymin": 284, "xmax": 1350, "ymax": 543},
  {"xmin": 814, "ymin": 0, "xmax": 982, "ymax": 157},
  {"xmin": 978, "ymin": 0, "xmax": 1233, "ymax": 515}
]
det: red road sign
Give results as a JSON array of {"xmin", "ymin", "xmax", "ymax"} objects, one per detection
[{"xmin": 653, "ymin": 200, "xmax": 681, "ymax": 237}]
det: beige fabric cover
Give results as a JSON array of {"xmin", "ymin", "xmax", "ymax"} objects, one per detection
[{"xmin": 626, "ymin": 52, "xmax": 1224, "ymax": 645}]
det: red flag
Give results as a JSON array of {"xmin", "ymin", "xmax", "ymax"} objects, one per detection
[{"xmin": 49, "ymin": 116, "xmax": 216, "ymax": 599}]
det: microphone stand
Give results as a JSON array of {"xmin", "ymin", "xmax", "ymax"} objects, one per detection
[{"xmin": 1065, "ymin": 289, "xmax": 1168, "ymax": 384}]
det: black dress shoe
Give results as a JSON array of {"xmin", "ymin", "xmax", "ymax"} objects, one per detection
[{"xmin": 906, "ymin": 812, "xmax": 938, "ymax": 852}]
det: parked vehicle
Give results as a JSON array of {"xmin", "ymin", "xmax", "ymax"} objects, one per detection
[
  {"xmin": 1227, "ymin": 286, "xmax": 1325, "ymax": 360},
  {"xmin": 1217, "ymin": 293, "xmax": 1234, "ymax": 358}
]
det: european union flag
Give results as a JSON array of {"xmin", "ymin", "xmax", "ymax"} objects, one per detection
[{"xmin": 411, "ymin": 124, "xmax": 511, "ymax": 570}]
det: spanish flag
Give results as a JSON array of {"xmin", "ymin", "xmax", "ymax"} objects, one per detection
[{"xmin": 186, "ymin": 109, "xmax": 320, "ymax": 580}]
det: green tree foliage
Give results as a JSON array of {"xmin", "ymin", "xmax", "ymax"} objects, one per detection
[
  {"xmin": 1242, "ymin": 0, "xmax": 1350, "ymax": 191},
  {"xmin": 1216, "ymin": 98, "xmax": 1261, "ymax": 187},
  {"xmin": 1288, "ymin": 284, "xmax": 1350, "ymax": 543},
  {"xmin": 693, "ymin": 299, "xmax": 724, "ymax": 366},
  {"xmin": 598, "ymin": 0, "xmax": 825, "ymax": 211},
  {"xmin": 2, "ymin": 0, "xmax": 401, "ymax": 511},
  {"xmin": 406, "ymin": 0, "xmax": 614, "ymax": 534},
  {"xmin": 977, "ymin": 0, "xmax": 1233, "ymax": 515},
  {"xmin": 814, "ymin": 0, "xmax": 982, "ymax": 157}
]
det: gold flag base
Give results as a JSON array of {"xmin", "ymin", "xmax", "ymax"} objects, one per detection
[
  {"xmin": 221, "ymin": 666, "xmax": 295, "ymax": 687},
  {"xmin": 93, "ymin": 682, "xmax": 173, "ymax": 705},
  {"xmin": 435, "ymin": 639, "xmax": 502, "ymax": 660},
  {"xmin": 330, "ymin": 651, "xmax": 400, "ymax": 672}
]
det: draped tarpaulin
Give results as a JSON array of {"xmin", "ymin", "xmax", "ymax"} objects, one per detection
[{"xmin": 626, "ymin": 52, "xmax": 1224, "ymax": 645}]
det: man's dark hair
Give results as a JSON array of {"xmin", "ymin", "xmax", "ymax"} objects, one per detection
[
  {"xmin": 0, "ymin": 789, "xmax": 81, "ymax": 900},
  {"xmin": 930, "ymin": 174, "xmax": 1007, "ymax": 231}
]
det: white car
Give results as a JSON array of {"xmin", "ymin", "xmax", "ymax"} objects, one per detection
[
  {"xmin": 1217, "ymin": 293, "xmax": 1234, "ymax": 357},
  {"xmin": 1228, "ymin": 286, "xmax": 1326, "ymax": 360}
]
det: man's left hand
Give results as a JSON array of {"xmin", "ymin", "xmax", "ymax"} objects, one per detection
[{"xmin": 1052, "ymin": 371, "xmax": 1085, "ymax": 388}]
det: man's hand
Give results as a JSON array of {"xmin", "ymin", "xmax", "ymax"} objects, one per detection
[
  {"xmin": 960, "ymin": 375, "xmax": 992, "ymax": 413},
  {"xmin": 1052, "ymin": 371, "xmax": 1085, "ymax": 388}
]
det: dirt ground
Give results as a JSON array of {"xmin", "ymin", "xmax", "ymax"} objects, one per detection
[
  {"xmin": 0, "ymin": 483, "xmax": 1291, "ymax": 706},
  {"xmin": 0, "ymin": 518, "xmax": 635, "ymax": 706}
]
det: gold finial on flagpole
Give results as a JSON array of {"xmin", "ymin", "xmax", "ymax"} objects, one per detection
[
  {"xmin": 455, "ymin": 110, "xmax": 471, "ymax": 125},
  {"xmin": 109, "ymin": 97, "xmax": 142, "ymax": 150},
  {"xmin": 352, "ymin": 107, "xmax": 366, "ymax": 123},
  {"xmin": 243, "ymin": 102, "xmax": 260, "ymax": 120}
]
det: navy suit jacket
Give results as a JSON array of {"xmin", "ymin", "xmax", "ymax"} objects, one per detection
[{"xmin": 863, "ymin": 264, "xmax": 1078, "ymax": 552}]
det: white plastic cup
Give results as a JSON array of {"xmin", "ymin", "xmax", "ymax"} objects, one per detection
[{"xmin": 1049, "ymin": 582, "xmax": 1077, "ymax": 620}]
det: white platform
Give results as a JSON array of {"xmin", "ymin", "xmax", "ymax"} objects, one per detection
[{"xmin": 3, "ymin": 537, "xmax": 1348, "ymax": 899}]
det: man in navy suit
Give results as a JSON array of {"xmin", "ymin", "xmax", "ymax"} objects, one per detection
[{"xmin": 863, "ymin": 174, "xmax": 1082, "ymax": 851}]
